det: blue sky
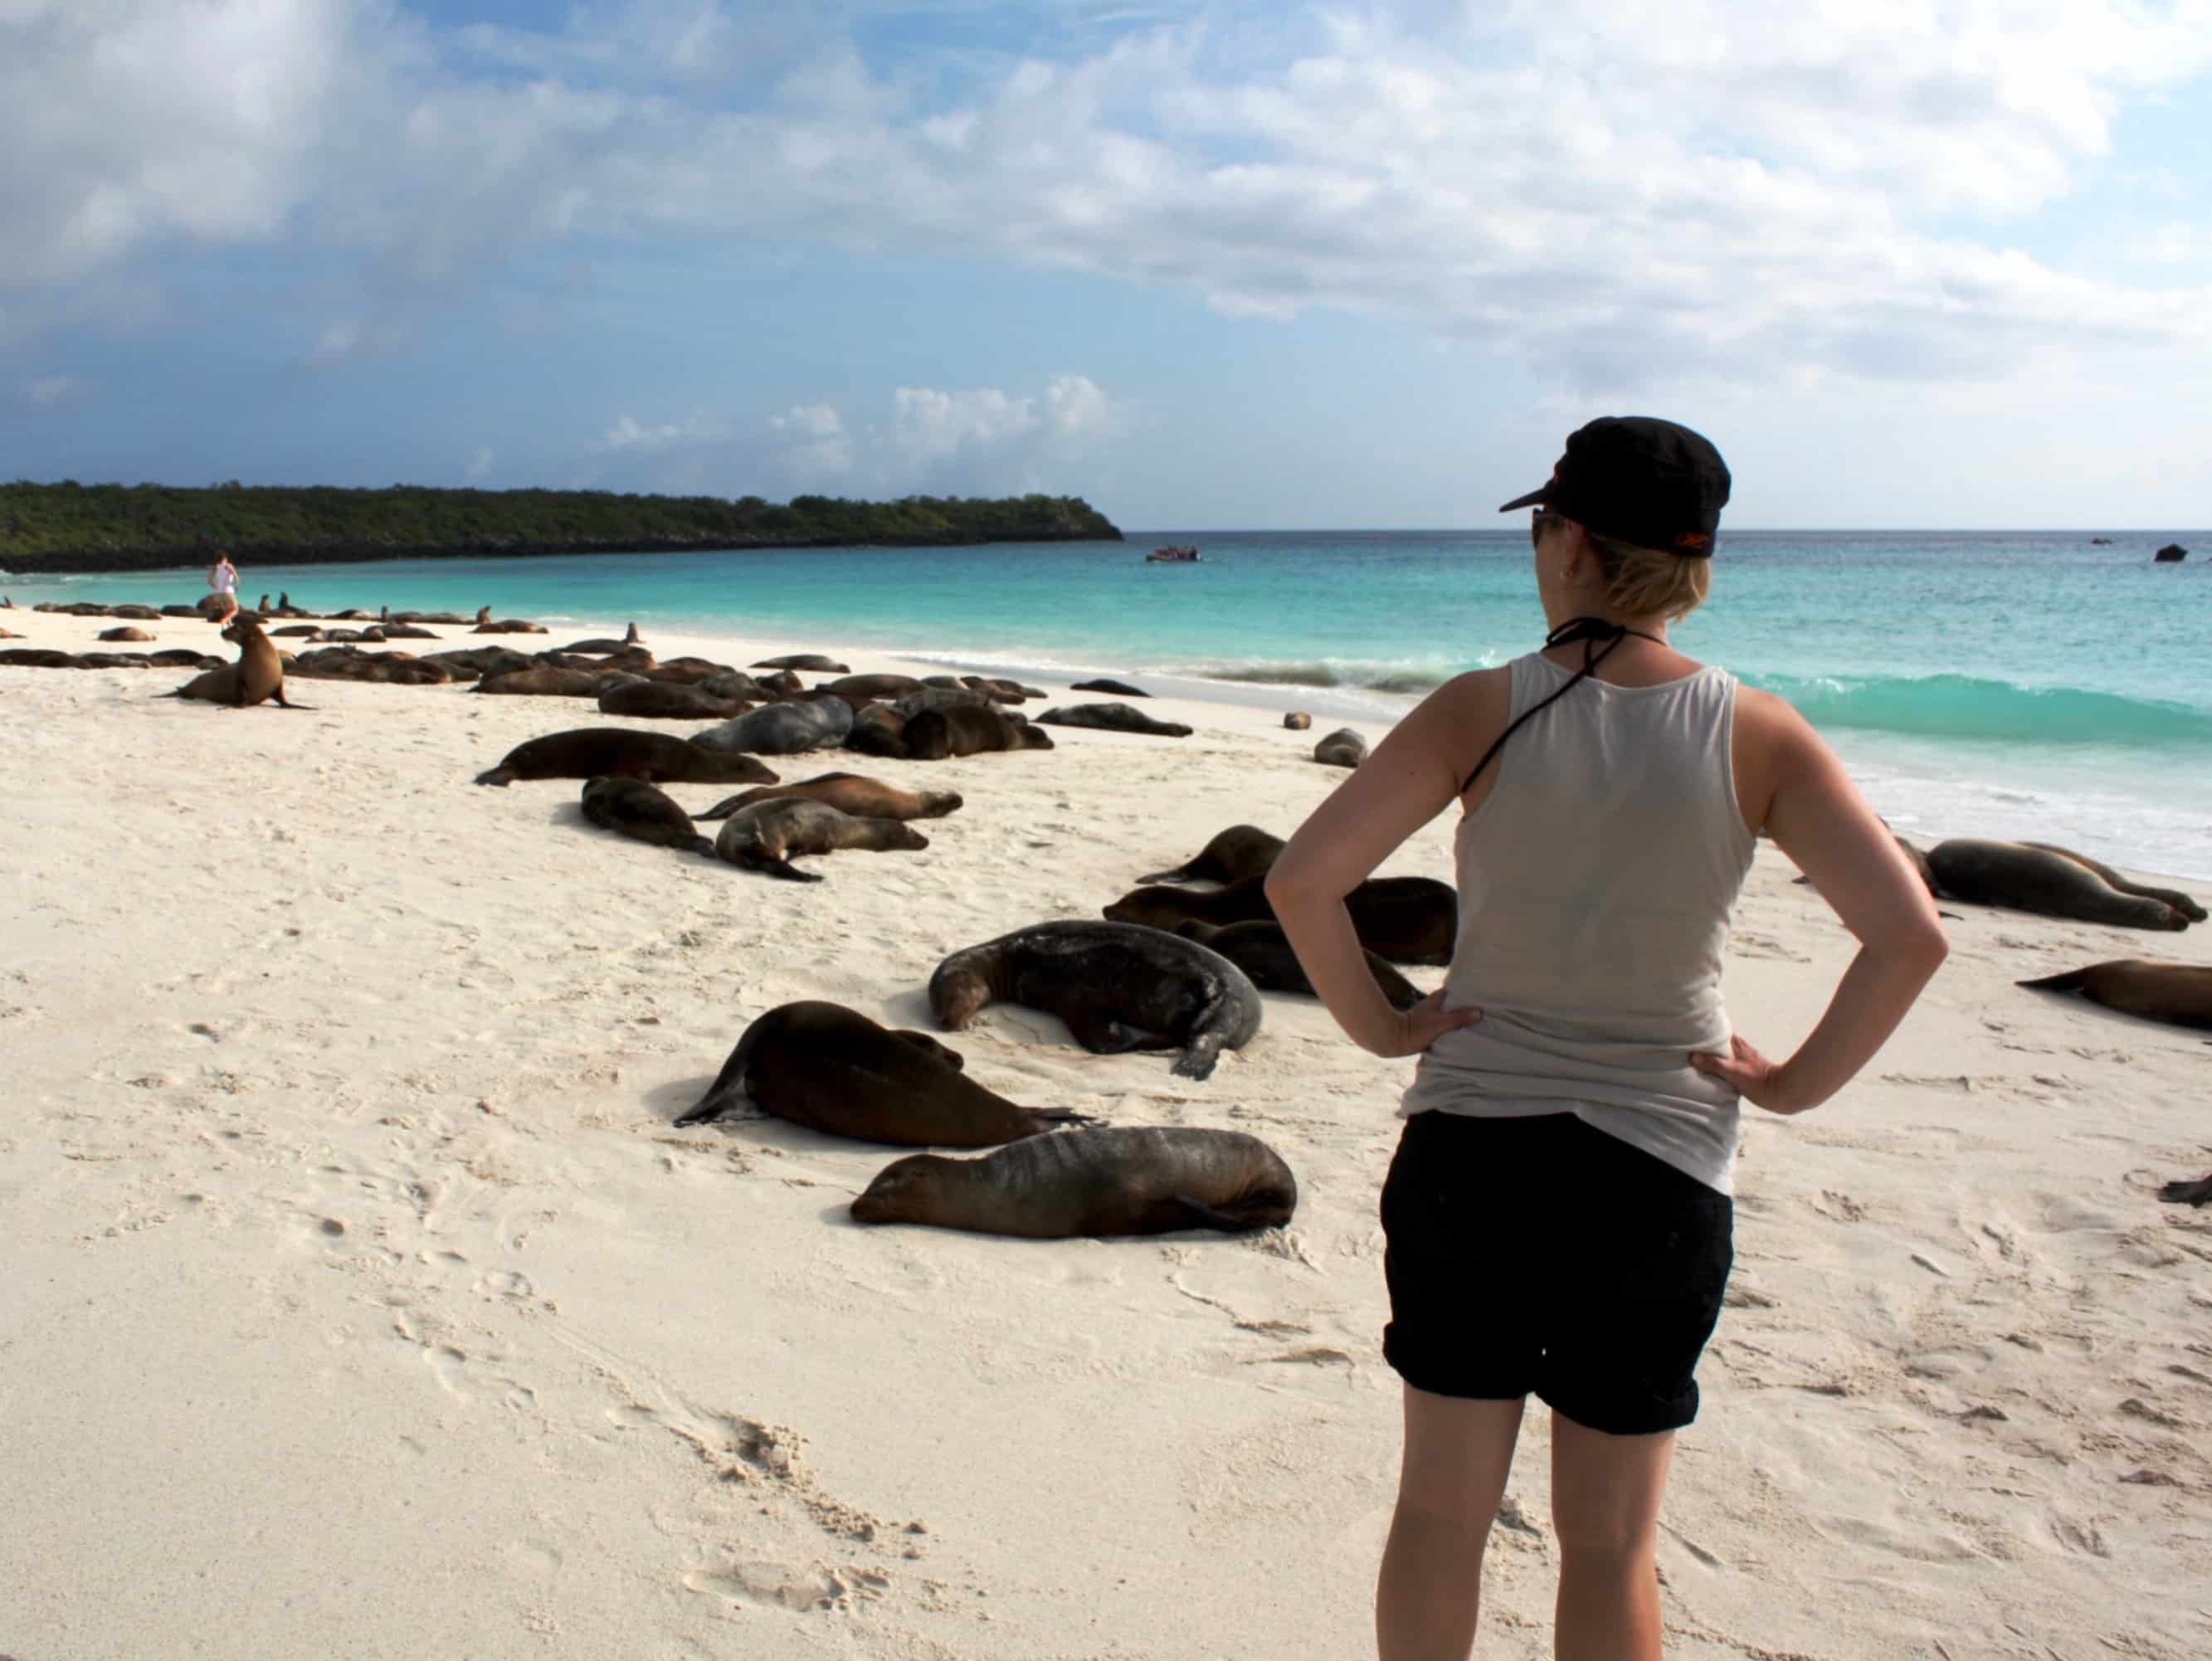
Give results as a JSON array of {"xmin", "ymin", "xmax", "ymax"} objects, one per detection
[{"xmin": 3, "ymin": 0, "xmax": 2209, "ymax": 528}]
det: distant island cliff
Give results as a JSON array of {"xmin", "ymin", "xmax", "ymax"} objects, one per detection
[{"xmin": 0, "ymin": 483, "xmax": 1123, "ymax": 574}]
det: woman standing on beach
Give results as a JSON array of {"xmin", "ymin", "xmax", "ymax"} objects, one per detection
[
  {"xmin": 207, "ymin": 552, "xmax": 239, "ymax": 622},
  {"xmin": 1265, "ymin": 417, "xmax": 1947, "ymax": 1661}
]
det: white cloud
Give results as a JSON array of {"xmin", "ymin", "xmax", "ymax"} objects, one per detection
[
  {"xmin": 768, "ymin": 402, "xmax": 852, "ymax": 480},
  {"xmin": 602, "ymin": 412, "xmax": 694, "ymax": 451},
  {"xmin": 892, "ymin": 386, "xmax": 1041, "ymax": 470},
  {"xmin": 19, "ymin": 373, "xmax": 85, "ymax": 407}
]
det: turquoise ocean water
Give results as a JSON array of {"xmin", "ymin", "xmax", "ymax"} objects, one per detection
[{"xmin": 9, "ymin": 529, "xmax": 2208, "ymax": 879}]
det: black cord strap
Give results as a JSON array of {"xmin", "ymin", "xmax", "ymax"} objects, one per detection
[{"xmin": 1456, "ymin": 616, "xmax": 1666, "ymax": 796}]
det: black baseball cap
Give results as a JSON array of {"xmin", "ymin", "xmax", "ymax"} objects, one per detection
[{"xmin": 1498, "ymin": 416, "xmax": 1731, "ymax": 556}]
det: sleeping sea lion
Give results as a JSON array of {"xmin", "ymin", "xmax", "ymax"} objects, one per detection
[
  {"xmin": 821, "ymin": 673, "xmax": 923, "ymax": 699},
  {"xmin": 713, "ymin": 797, "xmax": 928, "ymax": 881},
  {"xmin": 2016, "ymin": 844, "xmax": 2205, "ymax": 923},
  {"xmin": 928, "ymin": 919, "xmax": 1262, "ymax": 1080},
  {"xmin": 579, "ymin": 776, "xmax": 715, "ymax": 857},
  {"xmin": 693, "ymin": 699, "xmax": 853, "ymax": 755},
  {"xmin": 1104, "ymin": 873, "xmax": 1457, "ymax": 966},
  {"xmin": 470, "ymin": 606, "xmax": 549, "ymax": 634},
  {"xmin": 694, "ymin": 772, "xmax": 962, "ymax": 822},
  {"xmin": 560, "ymin": 623, "xmax": 646, "ymax": 654},
  {"xmin": 96, "ymin": 626, "xmax": 154, "ymax": 642},
  {"xmin": 674, "ymin": 1000, "xmax": 1094, "ymax": 1144},
  {"xmin": 475, "ymin": 666, "xmax": 615, "ymax": 697},
  {"xmin": 2015, "ymin": 959, "xmax": 2212, "ymax": 1032},
  {"xmin": 1174, "ymin": 919, "xmax": 1427, "ymax": 1011},
  {"xmin": 1035, "ymin": 702, "xmax": 1193, "ymax": 738},
  {"xmin": 1138, "ymin": 825, "xmax": 1286, "ymax": 887},
  {"xmin": 2160, "ymin": 1174, "xmax": 2211, "ymax": 1206},
  {"xmin": 1314, "ymin": 728, "xmax": 1368, "ymax": 767},
  {"xmin": 752, "ymin": 654, "xmax": 850, "ymax": 673},
  {"xmin": 1069, "ymin": 678, "xmax": 1149, "ymax": 698},
  {"xmin": 1926, "ymin": 839, "xmax": 2190, "ymax": 930},
  {"xmin": 852, "ymin": 1126, "xmax": 1297, "ymax": 1239},
  {"xmin": 847, "ymin": 704, "xmax": 909, "ymax": 758},
  {"xmin": 475, "ymin": 728, "xmax": 777, "ymax": 787},
  {"xmin": 904, "ymin": 704, "xmax": 1054, "ymax": 760},
  {"xmin": 597, "ymin": 680, "xmax": 749, "ymax": 720}
]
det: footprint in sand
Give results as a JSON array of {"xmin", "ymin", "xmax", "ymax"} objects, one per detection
[{"xmin": 682, "ymin": 1560, "xmax": 856, "ymax": 1612}]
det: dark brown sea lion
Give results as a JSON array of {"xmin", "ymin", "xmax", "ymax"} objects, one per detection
[
  {"xmin": 904, "ymin": 704, "xmax": 1055, "ymax": 760},
  {"xmin": 694, "ymin": 772, "xmax": 962, "ymax": 822},
  {"xmin": 674, "ymin": 1000, "xmax": 1094, "ymax": 1143},
  {"xmin": 1284, "ymin": 712, "xmax": 1312, "ymax": 730},
  {"xmin": 148, "ymin": 649, "xmax": 222, "ymax": 668},
  {"xmin": 1070, "ymin": 678, "xmax": 1149, "ymax": 698},
  {"xmin": 475, "ymin": 666, "xmax": 614, "ymax": 697},
  {"xmin": 79, "ymin": 652, "xmax": 153, "ymax": 668},
  {"xmin": 2160, "ymin": 1174, "xmax": 2211, "ymax": 1206},
  {"xmin": 96, "ymin": 626, "xmax": 154, "ymax": 642},
  {"xmin": 713, "ymin": 797, "xmax": 928, "ymax": 881},
  {"xmin": 111, "ymin": 605, "xmax": 162, "ymax": 620},
  {"xmin": 848, "ymin": 704, "xmax": 909, "ymax": 758},
  {"xmin": 597, "ymin": 680, "xmax": 749, "ymax": 720},
  {"xmin": 928, "ymin": 920, "xmax": 1262, "ymax": 1080},
  {"xmin": 2016, "ymin": 844, "xmax": 2205, "ymax": 923},
  {"xmin": 1314, "ymin": 728, "xmax": 1368, "ymax": 767},
  {"xmin": 3, "ymin": 648, "xmax": 88, "ymax": 667},
  {"xmin": 382, "ymin": 622, "xmax": 439, "ymax": 640},
  {"xmin": 756, "ymin": 669, "xmax": 804, "ymax": 696},
  {"xmin": 960, "ymin": 676, "xmax": 1030, "ymax": 703},
  {"xmin": 475, "ymin": 728, "xmax": 778, "ymax": 788},
  {"xmin": 821, "ymin": 672, "xmax": 923, "ymax": 699},
  {"xmin": 470, "ymin": 606, "xmax": 549, "ymax": 634},
  {"xmin": 1926, "ymin": 839, "xmax": 2190, "ymax": 930},
  {"xmin": 1137, "ymin": 825, "xmax": 1285, "ymax": 887},
  {"xmin": 560, "ymin": 623, "xmax": 645, "ymax": 653},
  {"xmin": 1035, "ymin": 702, "xmax": 1193, "ymax": 738},
  {"xmin": 270, "ymin": 624, "xmax": 321, "ymax": 638},
  {"xmin": 1174, "ymin": 919, "xmax": 1427, "ymax": 1011},
  {"xmin": 1104, "ymin": 873, "xmax": 1457, "ymax": 966},
  {"xmin": 579, "ymin": 776, "xmax": 716, "ymax": 857},
  {"xmin": 424, "ymin": 646, "xmax": 534, "ymax": 681},
  {"xmin": 894, "ymin": 687, "xmax": 1000, "ymax": 717},
  {"xmin": 852, "ymin": 1126, "xmax": 1297, "ymax": 1239},
  {"xmin": 2016, "ymin": 960, "xmax": 2212, "ymax": 1032},
  {"xmin": 753, "ymin": 654, "xmax": 850, "ymax": 673},
  {"xmin": 290, "ymin": 650, "xmax": 452, "ymax": 684}
]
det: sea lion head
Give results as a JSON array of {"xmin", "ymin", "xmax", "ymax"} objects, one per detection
[
  {"xmin": 850, "ymin": 1154, "xmax": 959, "ymax": 1225},
  {"xmin": 1101, "ymin": 887, "xmax": 1187, "ymax": 930},
  {"xmin": 930, "ymin": 966, "xmax": 994, "ymax": 1030}
]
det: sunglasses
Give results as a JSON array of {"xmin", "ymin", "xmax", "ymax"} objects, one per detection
[{"xmin": 1530, "ymin": 508, "xmax": 1564, "ymax": 548}]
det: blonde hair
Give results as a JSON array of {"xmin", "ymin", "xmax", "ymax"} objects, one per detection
[{"xmin": 1588, "ymin": 532, "xmax": 1713, "ymax": 623}]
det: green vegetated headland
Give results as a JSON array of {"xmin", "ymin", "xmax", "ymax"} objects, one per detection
[{"xmin": 0, "ymin": 481, "xmax": 1123, "ymax": 574}]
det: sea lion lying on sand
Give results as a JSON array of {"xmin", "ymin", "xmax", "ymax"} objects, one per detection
[
  {"xmin": 1927, "ymin": 839, "xmax": 2194, "ymax": 930},
  {"xmin": 2159, "ymin": 1174, "xmax": 2211, "ymax": 1207},
  {"xmin": 560, "ymin": 624, "xmax": 645, "ymax": 653},
  {"xmin": 1138, "ymin": 825, "xmax": 1286, "ymax": 887},
  {"xmin": 470, "ymin": 606, "xmax": 549, "ymax": 634},
  {"xmin": 675, "ymin": 1000, "xmax": 1094, "ymax": 1143},
  {"xmin": 1035, "ymin": 702, "xmax": 1193, "ymax": 738},
  {"xmin": 692, "ymin": 699, "xmax": 853, "ymax": 755},
  {"xmin": 476, "ymin": 666, "xmax": 617, "ymax": 697},
  {"xmin": 2016, "ymin": 959, "xmax": 2212, "ymax": 1033},
  {"xmin": 1070, "ymin": 678, "xmax": 1149, "ymax": 698},
  {"xmin": 475, "ymin": 728, "xmax": 777, "ymax": 787},
  {"xmin": 597, "ymin": 680, "xmax": 749, "ymax": 720},
  {"xmin": 1105, "ymin": 873, "xmax": 1457, "ymax": 966},
  {"xmin": 753, "ymin": 654, "xmax": 849, "ymax": 673},
  {"xmin": 821, "ymin": 673, "xmax": 923, "ymax": 699},
  {"xmin": 1175, "ymin": 919, "xmax": 1427, "ymax": 1011},
  {"xmin": 928, "ymin": 919, "xmax": 1262, "ymax": 1080},
  {"xmin": 904, "ymin": 704, "xmax": 1054, "ymax": 760},
  {"xmin": 713, "ymin": 796, "xmax": 928, "ymax": 881},
  {"xmin": 847, "ymin": 704, "xmax": 909, "ymax": 758},
  {"xmin": 1313, "ymin": 728, "xmax": 1368, "ymax": 767},
  {"xmin": 580, "ymin": 776, "xmax": 715, "ymax": 858},
  {"xmin": 694, "ymin": 772, "xmax": 962, "ymax": 822},
  {"xmin": 852, "ymin": 1127, "xmax": 1297, "ymax": 1239}
]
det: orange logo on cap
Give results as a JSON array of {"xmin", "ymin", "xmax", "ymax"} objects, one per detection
[{"xmin": 1674, "ymin": 531, "xmax": 1711, "ymax": 549}]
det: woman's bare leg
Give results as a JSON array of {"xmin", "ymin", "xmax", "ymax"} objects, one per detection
[
  {"xmin": 1376, "ymin": 1385, "xmax": 1525, "ymax": 1661},
  {"xmin": 1548, "ymin": 1411, "xmax": 1674, "ymax": 1661}
]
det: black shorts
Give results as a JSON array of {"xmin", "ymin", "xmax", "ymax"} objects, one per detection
[{"xmin": 1380, "ymin": 1110, "xmax": 1732, "ymax": 1436}]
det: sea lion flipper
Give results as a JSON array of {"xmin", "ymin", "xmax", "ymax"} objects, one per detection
[
  {"xmin": 687, "ymin": 835, "xmax": 717, "ymax": 858},
  {"xmin": 694, "ymin": 795, "xmax": 743, "ymax": 821},
  {"xmin": 1166, "ymin": 1195, "xmax": 1255, "ymax": 1231},
  {"xmin": 746, "ymin": 852, "xmax": 822, "ymax": 883},
  {"xmin": 475, "ymin": 768, "xmax": 517, "ymax": 787}
]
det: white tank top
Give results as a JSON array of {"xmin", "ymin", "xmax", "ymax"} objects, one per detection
[{"xmin": 1401, "ymin": 651, "xmax": 1757, "ymax": 1193}]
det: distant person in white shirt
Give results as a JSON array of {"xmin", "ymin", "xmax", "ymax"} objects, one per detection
[{"xmin": 207, "ymin": 553, "xmax": 240, "ymax": 623}]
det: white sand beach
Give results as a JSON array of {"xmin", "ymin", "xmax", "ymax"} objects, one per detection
[{"xmin": 5, "ymin": 607, "xmax": 2210, "ymax": 1661}]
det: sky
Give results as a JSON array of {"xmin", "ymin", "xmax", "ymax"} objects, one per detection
[{"xmin": 2, "ymin": 0, "xmax": 2209, "ymax": 529}]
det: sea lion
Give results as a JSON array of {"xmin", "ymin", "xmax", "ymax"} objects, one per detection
[
  {"xmin": 382, "ymin": 622, "xmax": 439, "ymax": 640},
  {"xmin": 160, "ymin": 604, "xmax": 203, "ymax": 617},
  {"xmin": 893, "ymin": 687, "xmax": 1000, "ymax": 717},
  {"xmin": 560, "ymin": 624, "xmax": 646, "ymax": 654},
  {"xmin": 847, "ymin": 704, "xmax": 909, "ymax": 758},
  {"xmin": 928, "ymin": 919, "xmax": 1262, "ymax": 1080},
  {"xmin": 2160, "ymin": 1174, "xmax": 2211, "ymax": 1206},
  {"xmin": 1174, "ymin": 919, "xmax": 1427, "ymax": 1011},
  {"xmin": 475, "ymin": 728, "xmax": 778, "ymax": 788},
  {"xmin": 579, "ymin": 776, "xmax": 716, "ymax": 857},
  {"xmin": 597, "ymin": 680, "xmax": 749, "ymax": 720},
  {"xmin": 1284, "ymin": 712, "xmax": 1312, "ymax": 730},
  {"xmin": 904, "ymin": 704, "xmax": 1055, "ymax": 760},
  {"xmin": 393, "ymin": 611, "xmax": 471, "ymax": 625},
  {"xmin": 3, "ymin": 649, "xmax": 89, "ymax": 668},
  {"xmin": 694, "ymin": 772, "xmax": 962, "ymax": 822},
  {"xmin": 697, "ymin": 671, "xmax": 763, "ymax": 701},
  {"xmin": 2016, "ymin": 960, "xmax": 2212, "ymax": 1033},
  {"xmin": 424, "ymin": 646, "xmax": 534, "ymax": 681},
  {"xmin": 79, "ymin": 652, "xmax": 153, "ymax": 669},
  {"xmin": 753, "ymin": 654, "xmax": 850, "ymax": 673},
  {"xmin": 693, "ymin": 699, "xmax": 854, "ymax": 755},
  {"xmin": 674, "ymin": 1001, "xmax": 1094, "ymax": 1143},
  {"xmin": 1104, "ymin": 873, "xmax": 1456, "ymax": 966},
  {"xmin": 164, "ymin": 616, "xmax": 309, "ymax": 709},
  {"xmin": 1035, "ymin": 702, "xmax": 1194, "ymax": 738},
  {"xmin": 1138, "ymin": 825, "xmax": 1287, "ymax": 887},
  {"xmin": 2016, "ymin": 844, "xmax": 2205, "ymax": 923},
  {"xmin": 471, "ymin": 606, "xmax": 549, "ymax": 634},
  {"xmin": 960, "ymin": 676, "xmax": 1031, "ymax": 703},
  {"xmin": 270, "ymin": 624, "xmax": 321, "ymax": 638},
  {"xmin": 149, "ymin": 649, "xmax": 221, "ymax": 668},
  {"xmin": 821, "ymin": 673, "xmax": 923, "ymax": 699},
  {"xmin": 475, "ymin": 666, "xmax": 615, "ymax": 697},
  {"xmin": 713, "ymin": 797, "xmax": 928, "ymax": 881},
  {"xmin": 1070, "ymin": 678, "xmax": 1149, "ymax": 698},
  {"xmin": 1314, "ymin": 728, "xmax": 1368, "ymax": 767},
  {"xmin": 1926, "ymin": 840, "xmax": 2190, "ymax": 930},
  {"xmin": 852, "ymin": 1126, "xmax": 1298, "ymax": 1239},
  {"xmin": 290, "ymin": 650, "xmax": 452, "ymax": 684},
  {"xmin": 96, "ymin": 626, "xmax": 154, "ymax": 642},
  {"xmin": 111, "ymin": 605, "xmax": 162, "ymax": 620}
]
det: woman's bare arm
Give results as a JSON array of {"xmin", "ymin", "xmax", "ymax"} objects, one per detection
[
  {"xmin": 1693, "ymin": 693, "xmax": 1948, "ymax": 1112},
  {"xmin": 1263, "ymin": 672, "xmax": 1503, "ymax": 1056}
]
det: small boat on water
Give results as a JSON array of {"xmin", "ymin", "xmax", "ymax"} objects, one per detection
[{"xmin": 1147, "ymin": 544, "xmax": 1201, "ymax": 564}]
